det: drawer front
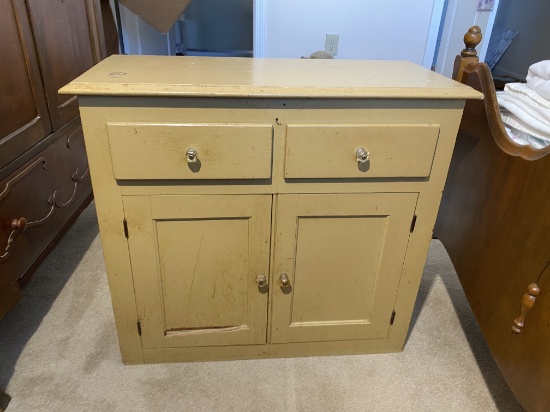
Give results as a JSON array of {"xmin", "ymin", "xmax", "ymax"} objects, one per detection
[
  {"xmin": 0, "ymin": 125, "xmax": 91, "ymax": 298},
  {"xmin": 284, "ymin": 124, "xmax": 440, "ymax": 179},
  {"xmin": 107, "ymin": 123, "xmax": 273, "ymax": 180}
]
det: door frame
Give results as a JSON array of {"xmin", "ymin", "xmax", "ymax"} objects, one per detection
[
  {"xmin": 253, "ymin": 0, "xmax": 266, "ymax": 57},
  {"xmin": 434, "ymin": 0, "xmax": 501, "ymax": 77}
]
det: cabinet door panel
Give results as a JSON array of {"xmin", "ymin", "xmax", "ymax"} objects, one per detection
[
  {"xmin": 270, "ymin": 193, "xmax": 417, "ymax": 343},
  {"xmin": 123, "ymin": 195, "xmax": 271, "ymax": 349},
  {"xmin": 0, "ymin": 0, "xmax": 51, "ymax": 169},
  {"xmin": 27, "ymin": 0, "xmax": 99, "ymax": 130}
]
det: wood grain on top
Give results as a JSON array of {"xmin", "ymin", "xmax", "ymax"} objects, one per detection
[{"xmin": 60, "ymin": 55, "xmax": 483, "ymax": 99}]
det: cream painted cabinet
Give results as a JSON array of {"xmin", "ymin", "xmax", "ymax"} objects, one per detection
[{"xmin": 61, "ymin": 55, "xmax": 481, "ymax": 363}]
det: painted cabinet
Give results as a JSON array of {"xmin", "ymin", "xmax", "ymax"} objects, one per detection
[{"xmin": 61, "ymin": 55, "xmax": 481, "ymax": 363}]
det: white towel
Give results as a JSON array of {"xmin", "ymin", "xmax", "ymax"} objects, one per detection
[
  {"xmin": 499, "ymin": 108, "xmax": 550, "ymax": 146},
  {"xmin": 504, "ymin": 124, "xmax": 550, "ymax": 149},
  {"xmin": 526, "ymin": 75, "xmax": 550, "ymax": 101},
  {"xmin": 497, "ymin": 82, "xmax": 550, "ymax": 144},
  {"xmin": 528, "ymin": 60, "xmax": 550, "ymax": 81},
  {"xmin": 526, "ymin": 60, "xmax": 550, "ymax": 100},
  {"xmin": 500, "ymin": 83, "xmax": 550, "ymax": 127}
]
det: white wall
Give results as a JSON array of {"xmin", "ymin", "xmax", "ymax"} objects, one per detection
[
  {"xmin": 263, "ymin": 0, "xmax": 439, "ymax": 65},
  {"xmin": 492, "ymin": 0, "xmax": 550, "ymax": 80}
]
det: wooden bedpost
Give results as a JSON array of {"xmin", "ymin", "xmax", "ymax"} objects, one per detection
[{"xmin": 452, "ymin": 26, "xmax": 482, "ymax": 82}]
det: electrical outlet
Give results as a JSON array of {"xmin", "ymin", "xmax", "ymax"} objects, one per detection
[{"xmin": 325, "ymin": 34, "xmax": 339, "ymax": 56}]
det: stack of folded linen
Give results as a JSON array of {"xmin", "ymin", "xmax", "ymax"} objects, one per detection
[
  {"xmin": 496, "ymin": 60, "xmax": 550, "ymax": 149},
  {"xmin": 527, "ymin": 60, "xmax": 550, "ymax": 100}
]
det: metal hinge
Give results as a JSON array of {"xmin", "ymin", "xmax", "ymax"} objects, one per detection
[
  {"xmin": 390, "ymin": 310, "xmax": 396, "ymax": 326},
  {"xmin": 410, "ymin": 214, "xmax": 417, "ymax": 233},
  {"xmin": 123, "ymin": 218, "xmax": 129, "ymax": 238},
  {"xmin": 137, "ymin": 320, "xmax": 142, "ymax": 336}
]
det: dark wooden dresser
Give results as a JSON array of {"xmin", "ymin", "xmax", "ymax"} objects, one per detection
[{"xmin": 0, "ymin": 0, "xmax": 116, "ymax": 318}]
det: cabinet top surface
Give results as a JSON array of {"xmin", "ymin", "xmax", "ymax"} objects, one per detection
[{"xmin": 60, "ymin": 55, "xmax": 482, "ymax": 100}]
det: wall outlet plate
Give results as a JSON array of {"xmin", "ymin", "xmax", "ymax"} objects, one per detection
[{"xmin": 325, "ymin": 34, "xmax": 339, "ymax": 56}]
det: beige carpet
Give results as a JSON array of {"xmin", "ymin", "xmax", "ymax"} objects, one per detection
[{"xmin": 0, "ymin": 202, "xmax": 523, "ymax": 411}]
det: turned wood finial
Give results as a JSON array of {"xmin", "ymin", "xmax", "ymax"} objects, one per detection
[
  {"xmin": 512, "ymin": 283, "xmax": 540, "ymax": 333},
  {"xmin": 453, "ymin": 26, "xmax": 483, "ymax": 82},
  {"xmin": 462, "ymin": 26, "xmax": 482, "ymax": 57}
]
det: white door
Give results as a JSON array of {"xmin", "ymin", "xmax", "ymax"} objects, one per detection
[{"xmin": 434, "ymin": 0, "xmax": 501, "ymax": 78}]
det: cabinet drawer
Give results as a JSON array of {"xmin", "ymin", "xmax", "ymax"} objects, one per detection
[
  {"xmin": 107, "ymin": 123, "xmax": 273, "ymax": 180},
  {"xmin": 284, "ymin": 124, "xmax": 439, "ymax": 179}
]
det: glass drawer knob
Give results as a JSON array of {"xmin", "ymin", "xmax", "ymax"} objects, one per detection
[
  {"xmin": 356, "ymin": 148, "xmax": 369, "ymax": 163},
  {"xmin": 256, "ymin": 274, "xmax": 267, "ymax": 288},
  {"xmin": 279, "ymin": 273, "xmax": 290, "ymax": 288},
  {"xmin": 186, "ymin": 148, "xmax": 198, "ymax": 163}
]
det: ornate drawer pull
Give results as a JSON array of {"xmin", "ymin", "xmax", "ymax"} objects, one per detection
[
  {"xmin": 11, "ymin": 217, "xmax": 28, "ymax": 232},
  {"xmin": 186, "ymin": 148, "xmax": 198, "ymax": 163},
  {"xmin": 356, "ymin": 148, "xmax": 370, "ymax": 163},
  {"xmin": 512, "ymin": 283, "xmax": 540, "ymax": 333},
  {"xmin": 1, "ymin": 217, "xmax": 29, "ymax": 261}
]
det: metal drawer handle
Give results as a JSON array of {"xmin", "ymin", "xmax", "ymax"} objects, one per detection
[
  {"xmin": 186, "ymin": 148, "xmax": 198, "ymax": 163},
  {"xmin": 356, "ymin": 148, "xmax": 370, "ymax": 163}
]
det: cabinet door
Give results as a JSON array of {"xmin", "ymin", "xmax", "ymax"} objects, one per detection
[
  {"xmin": 123, "ymin": 195, "xmax": 271, "ymax": 348},
  {"xmin": 270, "ymin": 193, "xmax": 417, "ymax": 343},
  {"xmin": 0, "ymin": 0, "xmax": 51, "ymax": 170},
  {"xmin": 26, "ymin": 0, "xmax": 101, "ymax": 130}
]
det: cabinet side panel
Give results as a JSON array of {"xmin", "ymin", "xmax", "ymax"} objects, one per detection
[
  {"xmin": 78, "ymin": 101, "xmax": 143, "ymax": 364},
  {"xmin": 386, "ymin": 101, "xmax": 465, "ymax": 351}
]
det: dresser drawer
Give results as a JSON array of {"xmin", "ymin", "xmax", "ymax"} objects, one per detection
[
  {"xmin": 1, "ymin": 125, "xmax": 91, "ymax": 298},
  {"xmin": 284, "ymin": 124, "xmax": 440, "ymax": 179},
  {"xmin": 107, "ymin": 123, "xmax": 273, "ymax": 180}
]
